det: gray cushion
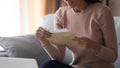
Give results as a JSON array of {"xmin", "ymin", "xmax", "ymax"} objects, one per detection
[
  {"xmin": 114, "ymin": 45, "xmax": 120, "ymax": 68},
  {"xmin": 0, "ymin": 35, "xmax": 50, "ymax": 64},
  {"xmin": 114, "ymin": 16, "xmax": 120, "ymax": 45}
]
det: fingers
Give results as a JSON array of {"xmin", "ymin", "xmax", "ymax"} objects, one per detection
[
  {"xmin": 36, "ymin": 29, "xmax": 43, "ymax": 39},
  {"xmin": 36, "ymin": 27, "xmax": 52, "ymax": 39},
  {"xmin": 71, "ymin": 37, "xmax": 89, "ymax": 48},
  {"xmin": 72, "ymin": 37, "xmax": 101, "ymax": 53},
  {"xmin": 39, "ymin": 27, "xmax": 52, "ymax": 34},
  {"xmin": 73, "ymin": 37, "xmax": 88, "ymax": 44}
]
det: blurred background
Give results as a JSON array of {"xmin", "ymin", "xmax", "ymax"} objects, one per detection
[
  {"xmin": 0, "ymin": 0, "xmax": 119, "ymax": 37},
  {"xmin": 0, "ymin": 0, "xmax": 58, "ymax": 37}
]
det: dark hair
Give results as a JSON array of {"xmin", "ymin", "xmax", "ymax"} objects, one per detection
[{"xmin": 85, "ymin": 0, "xmax": 101, "ymax": 4}]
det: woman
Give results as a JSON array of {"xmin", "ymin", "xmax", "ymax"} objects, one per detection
[{"xmin": 36, "ymin": 0, "xmax": 118, "ymax": 68}]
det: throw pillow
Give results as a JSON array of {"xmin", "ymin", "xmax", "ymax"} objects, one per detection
[{"xmin": 0, "ymin": 35, "xmax": 50, "ymax": 65}]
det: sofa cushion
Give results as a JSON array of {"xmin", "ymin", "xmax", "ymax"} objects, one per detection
[
  {"xmin": 114, "ymin": 45, "xmax": 120, "ymax": 68},
  {"xmin": 0, "ymin": 35, "xmax": 50, "ymax": 64},
  {"xmin": 114, "ymin": 16, "xmax": 120, "ymax": 45}
]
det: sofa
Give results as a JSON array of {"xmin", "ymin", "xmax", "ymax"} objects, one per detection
[
  {"xmin": 0, "ymin": 14, "xmax": 120, "ymax": 68},
  {"xmin": 0, "ymin": 57, "xmax": 38, "ymax": 68}
]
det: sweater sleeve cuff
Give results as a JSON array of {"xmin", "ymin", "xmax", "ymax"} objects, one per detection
[{"xmin": 95, "ymin": 46, "xmax": 116, "ymax": 62}]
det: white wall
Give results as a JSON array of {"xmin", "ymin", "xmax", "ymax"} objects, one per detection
[{"xmin": 109, "ymin": 0, "xmax": 120, "ymax": 16}]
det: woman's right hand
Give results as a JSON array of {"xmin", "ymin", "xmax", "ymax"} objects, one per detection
[
  {"xmin": 36, "ymin": 27, "xmax": 51, "ymax": 40},
  {"xmin": 35, "ymin": 27, "xmax": 52, "ymax": 47}
]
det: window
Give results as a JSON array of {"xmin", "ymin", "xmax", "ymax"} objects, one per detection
[
  {"xmin": 0, "ymin": 0, "xmax": 20, "ymax": 37},
  {"xmin": 0, "ymin": 0, "xmax": 56, "ymax": 37}
]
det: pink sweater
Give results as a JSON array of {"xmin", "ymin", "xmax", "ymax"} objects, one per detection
[{"xmin": 43, "ymin": 3, "xmax": 118, "ymax": 68}]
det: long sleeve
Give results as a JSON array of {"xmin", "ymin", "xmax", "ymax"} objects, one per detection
[
  {"xmin": 54, "ymin": 7, "xmax": 66, "ymax": 30},
  {"xmin": 39, "ymin": 38, "xmax": 66, "ymax": 61},
  {"xmin": 51, "ymin": 3, "xmax": 117, "ymax": 68},
  {"xmin": 96, "ymin": 6, "xmax": 118, "ymax": 63},
  {"xmin": 43, "ymin": 43, "xmax": 66, "ymax": 61}
]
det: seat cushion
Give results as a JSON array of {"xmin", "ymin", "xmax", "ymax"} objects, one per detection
[{"xmin": 0, "ymin": 35, "xmax": 50, "ymax": 65}]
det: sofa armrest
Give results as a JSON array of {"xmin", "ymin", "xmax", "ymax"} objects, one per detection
[{"xmin": 0, "ymin": 51, "xmax": 8, "ymax": 57}]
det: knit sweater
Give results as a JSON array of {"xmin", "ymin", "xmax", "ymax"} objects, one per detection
[{"xmin": 43, "ymin": 3, "xmax": 118, "ymax": 68}]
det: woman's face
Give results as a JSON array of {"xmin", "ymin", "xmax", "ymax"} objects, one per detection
[{"xmin": 63, "ymin": 0, "xmax": 84, "ymax": 8}]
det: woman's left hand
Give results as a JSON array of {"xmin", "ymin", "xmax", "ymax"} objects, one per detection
[{"xmin": 74, "ymin": 37, "xmax": 102, "ymax": 54}]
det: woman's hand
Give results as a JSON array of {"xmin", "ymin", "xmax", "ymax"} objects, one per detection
[
  {"xmin": 35, "ymin": 27, "xmax": 52, "ymax": 46},
  {"xmin": 73, "ymin": 37, "xmax": 102, "ymax": 54},
  {"xmin": 36, "ymin": 27, "xmax": 51, "ymax": 40}
]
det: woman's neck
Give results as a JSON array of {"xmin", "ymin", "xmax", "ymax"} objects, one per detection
[{"xmin": 73, "ymin": 1, "xmax": 88, "ymax": 13}]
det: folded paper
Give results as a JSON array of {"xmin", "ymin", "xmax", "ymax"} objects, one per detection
[{"xmin": 47, "ymin": 32, "xmax": 75, "ymax": 45}]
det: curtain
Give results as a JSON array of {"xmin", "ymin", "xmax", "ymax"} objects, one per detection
[
  {"xmin": 41, "ymin": 0, "xmax": 56, "ymax": 15},
  {"xmin": 20, "ymin": 0, "xmax": 56, "ymax": 35}
]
